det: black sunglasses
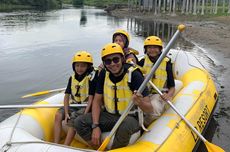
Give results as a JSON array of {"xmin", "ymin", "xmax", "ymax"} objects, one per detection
[{"xmin": 104, "ymin": 57, "xmax": 121, "ymax": 65}]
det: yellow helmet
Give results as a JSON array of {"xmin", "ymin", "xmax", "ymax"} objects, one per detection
[
  {"xmin": 144, "ymin": 36, "xmax": 163, "ymax": 48},
  {"xmin": 113, "ymin": 29, "xmax": 130, "ymax": 41},
  {"xmin": 101, "ymin": 43, "xmax": 124, "ymax": 59},
  {"xmin": 72, "ymin": 51, "xmax": 93, "ymax": 64},
  {"xmin": 113, "ymin": 29, "xmax": 130, "ymax": 48}
]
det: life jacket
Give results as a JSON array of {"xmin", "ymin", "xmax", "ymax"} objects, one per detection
[
  {"xmin": 142, "ymin": 55, "xmax": 169, "ymax": 94},
  {"xmin": 71, "ymin": 68, "xmax": 97, "ymax": 103},
  {"xmin": 103, "ymin": 66, "xmax": 137, "ymax": 115}
]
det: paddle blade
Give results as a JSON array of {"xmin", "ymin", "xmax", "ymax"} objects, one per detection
[
  {"xmin": 22, "ymin": 91, "xmax": 49, "ymax": 98},
  {"xmin": 205, "ymin": 141, "xmax": 225, "ymax": 152},
  {"xmin": 97, "ymin": 136, "xmax": 111, "ymax": 151}
]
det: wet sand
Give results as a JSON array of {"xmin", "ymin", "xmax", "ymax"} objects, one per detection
[{"xmin": 111, "ymin": 9, "xmax": 230, "ymax": 150}]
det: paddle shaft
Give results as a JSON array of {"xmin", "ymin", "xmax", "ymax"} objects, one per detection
[
  {"xmin": 22, "ymin": 87, "xmax": 66, "ymax": 98},
  {"xmin": 0, "ymin": 104, "xmax": 87, "ymax": 109},
  {"xmin": 99, "ymin": 25, "xmax": 185, "ymax": 151},
  {"xmin": 148, "ymin": 81, "xmax": 207, "ymax": 142}
]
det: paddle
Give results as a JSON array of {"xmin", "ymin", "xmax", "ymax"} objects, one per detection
[
  {"xmin": 97, "ymin": 24, "xmax": 186, "ymax": 151},
  {"xmin": 0, "ymin": 104, "xmax": 87, "ymax": 109},
  {"xmin": 22, "ymin": 88, "xmax": 66, "ymax": 98},
  {"xmin": 148, "ymin": 81, "xmax": 225, "ymax": 152}
]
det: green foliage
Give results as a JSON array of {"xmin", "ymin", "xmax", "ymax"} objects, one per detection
[
  {"xmin": 0, "ymin": 0, "xmax": 62, "ymax": 11},
  {"xmin": 84, "ymin": 0, "xmax": 128, "ymax": 8},
  {"xmin": 62, "ymin": 0, "xmax": 72, "ymax": 4},
  {"xmin": 0, "ymin": 3, "xmax": 32, "ymax": 11},
  {"xmin": 73, "ymin": 0, "xmax": 83, "ymax": 6}
]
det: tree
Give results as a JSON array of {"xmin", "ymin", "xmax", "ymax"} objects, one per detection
[
  {"xmin": 158, "ymin": 0, "xmax": 161, "ymax": 13},
  {"xmin": 228, "ymin": 0, "xmax": 230, "ymax": 13},
  {"xmin": 73, "ymin": 0, "xmax": 83, "ymax": 6},
  {"xmin": 189, "ymin": 0, "xmax": 192, "ymax": 13},
  {"xmin": 154, "ymin": 0, "xmax": 157, "ymax": 14},
  {"xmin": 181, "ymin": 0, "xmax": 186, "ymax": 13},
  {"xmin": 172, "ymin": 0, "xmax": 176, "ymax": 15},
  {"xmin": 214, "ymin": 0, "xmax": 218, "ymax": 14},
  {"xmin": 201, "ymin": 0, "xmax": 205, "ymax": 15},
  {"xmin": 222, "ymin": 0, "xmax": 225, "ymax": 13},
  {"xmin": 193, "ymin": 0, "xmax": 197, "ymax": 14},
  {"xmin": 186, "ymin": 0, "xmax": 189, "ymax": 14},
  {"xmin": 163, "ymin": 0, "xmax": 166, "ymax": 13}
]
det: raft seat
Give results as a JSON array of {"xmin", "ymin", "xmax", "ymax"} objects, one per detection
[{"xmin": 62, "ymin": 123, "xmax": 141, "ymax": 149}]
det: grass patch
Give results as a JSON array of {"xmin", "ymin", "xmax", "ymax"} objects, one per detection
[{"xmin": 0, "ymin": 4, "xmax": 32, "ymax": 12}]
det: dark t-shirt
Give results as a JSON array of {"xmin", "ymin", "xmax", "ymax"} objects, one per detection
[
  {"xmin": 65, "ymin": 68, "xmax": 98, "ymax": 96},
  {"xmin": 96, "ymin": 64, "xmax": 149, "ymax": 97},
  {"xmin": 138, "ymin": 57, "xmax": 175, "ymax": 88}
]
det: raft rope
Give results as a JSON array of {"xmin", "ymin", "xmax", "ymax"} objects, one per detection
[
  {"xmin": 129, "ymin": 60, "xmax": 149, "ymax": 132},
  {"xmin": 1, "ymin": 110, "xmax": 23, "ymax": 152},
  {"xmin": 0, "ymin": 109, "xmax": 94, "ymax": 152},
  {"xmin": 2, "ymin": 140, "xmax": 95, "ymax": 152}
]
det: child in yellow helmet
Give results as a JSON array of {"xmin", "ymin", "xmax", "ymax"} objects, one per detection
[
  {"xmin": 112, "ymin": 29, "xmax": 139, "ymax": 64},
  {"xmin": 138, "ymin": 36, "xmax": 175, "ymax": 126},
  {"xmin": 53, "ymin": 51, "xmax": 98, "ymax": 145},
  {"xmin": 98, "ymin": 29, "xmax": 139, "ymax": 71}
]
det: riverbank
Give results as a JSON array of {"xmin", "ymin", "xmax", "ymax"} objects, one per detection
[
  {"xmin": 111, "ymin": 8, "xmax": 230, "ymax": 87},
  {"xmin": 111, "ymin": 9, "xmax": 230, "ymax": 57},
  {"xmin": 111, "ymin": 9, "xmax": 230, "ymax": 150}
]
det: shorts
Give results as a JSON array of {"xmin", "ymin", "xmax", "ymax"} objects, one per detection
[
  {"xmin": 66, "ymin": 108, "xmax": 85, "ymax": 127},
  {"xmin": 144, "ymin": 94, "xmax": 167, "ymax": 126},
  {"xmin": 58, "ymin": 106, "xmax": 82, "ymax": 120}
]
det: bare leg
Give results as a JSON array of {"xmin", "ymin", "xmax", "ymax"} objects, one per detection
[
  {"xmin": 54, "ymin": 112, "xmax": 63, "ymax": 143},
  {"xmin": 64, "ymin": 127, "xmax": 76, "ymax": 145}
]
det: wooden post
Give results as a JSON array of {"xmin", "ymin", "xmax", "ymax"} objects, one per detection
[{"xmin": 193, "ymin": 0, "xmax": 197, "ymax": 14}]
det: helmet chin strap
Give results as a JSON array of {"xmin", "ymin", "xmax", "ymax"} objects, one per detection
[{"xmin": 148, "ymin": 54, "xmax": 160, "ymax": 63}]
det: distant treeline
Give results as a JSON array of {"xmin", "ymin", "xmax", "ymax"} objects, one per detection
[
  {"xmin": 0, "ymin": 0, "xmax": 62, "ymax": 9},
  {"xmin": 81, "ymin": 0, "xmax": 128, "ymax": 7},
  {"xmin": 0, "ymin": 0, "xmax": 128, "ymax": 11}
]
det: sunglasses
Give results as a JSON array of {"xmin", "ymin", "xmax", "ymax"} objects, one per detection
[{"xmin": 104, "ymin": 57, "xmax": 121, "ymax": 65}]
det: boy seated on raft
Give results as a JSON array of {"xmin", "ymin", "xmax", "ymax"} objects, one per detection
[
  {"xmin": 137, "ymin": 36, "xmax": 175, "ymax": 126},
  {"xmin": 53, "ymin": 51, "xmax": 98, "ymax": 145}
]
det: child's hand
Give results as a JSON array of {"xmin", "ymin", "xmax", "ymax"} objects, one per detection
[
  {"xmin": 132, "ymin": 90, "xmax": 143, "ymax": 106},
  {"xmin": 160, "ymin": 93, "xmax": 172, "ymax": 102},
  {"xmin": 64, "ymin": 114, "xmax": 70, "ymax": 124}
]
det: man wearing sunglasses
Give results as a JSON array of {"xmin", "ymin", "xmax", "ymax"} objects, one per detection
[{"xmin": 74, "ymin": 43, "xmax": 153, "ymax": 149}]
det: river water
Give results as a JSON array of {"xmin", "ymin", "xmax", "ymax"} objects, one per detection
[{"xmin": 0, "ymin": 6, "xmax": 228, "ymax": 151}]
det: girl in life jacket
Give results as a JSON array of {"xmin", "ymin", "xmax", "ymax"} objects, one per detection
[
  {"xmin": 112, "ymin": 29, "xmax": 139, "ymax": 64},
  {"xmin": 98, "ymin": 29, "xmax": 139, "ymax": 71},
  {"xmin": 53, "ymin": 51, "xmax": 98, "ymax": 145}
]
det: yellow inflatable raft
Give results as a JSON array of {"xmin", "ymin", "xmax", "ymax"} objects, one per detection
[{"xmin": 0, "ymin": 49, "xmax": 218, "ymax": 152}]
